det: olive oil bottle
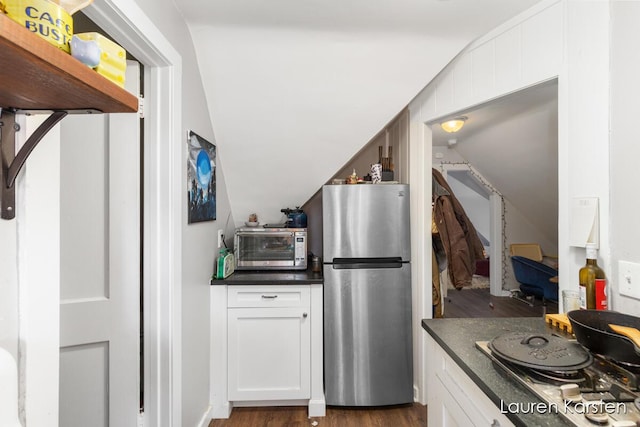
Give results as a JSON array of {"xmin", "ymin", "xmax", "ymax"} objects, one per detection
[{"xmin": 579, "ymin": 243, "xmax": 607, "ymax": 310}]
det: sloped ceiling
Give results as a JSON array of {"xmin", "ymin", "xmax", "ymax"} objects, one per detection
[
  {"xmin": 432, "ymin": 81, "xmax": 559, "ymax": 246},
  {"xmin": 173, "ymin": 0, "xmax": 541, "ymax": 225}
]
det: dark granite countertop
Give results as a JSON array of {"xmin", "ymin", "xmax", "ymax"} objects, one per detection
[
  {"xmin": 210, "ymin": 268, "xmax": 323, "ymax": 285},
  {"xmin": 422, "ymin": 317, "xmax": 572, "ymax": 427}
]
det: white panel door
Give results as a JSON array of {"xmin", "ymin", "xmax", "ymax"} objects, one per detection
[{"xmin": 59, "ymin": 61, "xmax": 140, "ymax": 427}]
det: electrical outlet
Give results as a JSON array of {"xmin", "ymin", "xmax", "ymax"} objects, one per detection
[
  {"xmin": 217, "ymin": 230, "xmax": 224, "ymax": 248},
  {"xmin": 618, "ymin": 260, "xmax": 640, "ymax": 300}
]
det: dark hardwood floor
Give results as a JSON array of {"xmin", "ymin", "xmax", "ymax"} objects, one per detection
[
  {"xmin": 208, "ymin": 403, "xmax": 427, "ymax": 427},
  {"xmin": 443, "ymin": 288, "xmax": 558, "ymax": 318}
]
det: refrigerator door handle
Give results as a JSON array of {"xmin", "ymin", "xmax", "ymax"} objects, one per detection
[{"xmin": 331, "ymin": 257, "xmax": 403, "ymax": 269}]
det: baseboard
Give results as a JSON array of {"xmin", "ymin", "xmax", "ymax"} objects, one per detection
[
  {"xmin": 308, "ymin": 398, "xmax": 326, "ymax": 417},
  {"xmin": 413, "ymin": 385, "xmax": 426, "ymax": 405},
  {"xmin": 210, "ymin": 400, "xmax": 232, "ymax": 420},
  {"xmin": 215, "ymin": 399, "xmax": 326, "ymax": 418},
  {"xmin": 197, "ymin": 405, "xmax": 213, "ymax": 427},
  {"xmin": 233, "ymin": 399, "xmax": 307, "ymax": 407}
]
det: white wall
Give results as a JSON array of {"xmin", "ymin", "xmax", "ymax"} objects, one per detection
[
  {"xmin": 17, "ymin": 116, "xmax": 62, "ymax": 425},
  {"xmin": 558, "ymin": 0, "xmax": 611, "ymax": 309},
  {"xmin": 0, "ymin": 220, "xmax": 18, "ymax": 361},
  {"xmin": 609, "ymin": 1, "xmax": 640, "ymax": 314},
  {"xmin": 412, "ymin": 0, "xmax": 563, "ymax": 124}
]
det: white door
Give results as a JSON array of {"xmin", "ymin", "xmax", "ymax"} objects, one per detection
[{"xmin": 59, "ymin": 61, "xmax": 140, "ymax": 427}]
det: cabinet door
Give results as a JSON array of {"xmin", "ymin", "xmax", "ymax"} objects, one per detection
[
  {"xmin": 426, "ymin": 335, "xmax": 514, "ymax": 427},
  {"xmin": 228, "ymin": 307, "xmax": 310, "ymax": 401},
  {"xmin": 429, "ymin": 376, "xmax": 475, "ymax": 427}
]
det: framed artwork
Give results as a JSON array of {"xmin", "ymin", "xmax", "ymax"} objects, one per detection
[{"xmin": 187, "ymin": 130, "xmax": 217, "ymax": 223}]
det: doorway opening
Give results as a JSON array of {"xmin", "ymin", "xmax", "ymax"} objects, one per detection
[{"xmin": 429, "ymin": 80, "xmax": 559, "ymax": 318}]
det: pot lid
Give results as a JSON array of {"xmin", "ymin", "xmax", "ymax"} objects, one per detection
[{"xmin": 489, "ymin": 332, "xmax": 593, "ymax": 371}]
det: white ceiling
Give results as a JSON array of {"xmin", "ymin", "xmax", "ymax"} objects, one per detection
[
  {"xmin": 175, "ymin": 0, "xmax": 538, "ymax": 35},
  {"xmin": 173, "ymin": 0, "xmax": 542, "ymax": 224}
]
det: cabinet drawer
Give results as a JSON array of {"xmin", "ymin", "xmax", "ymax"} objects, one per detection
[{"xmin": 228, "ymin": 286, "xmax": 310, "ymax": 308}]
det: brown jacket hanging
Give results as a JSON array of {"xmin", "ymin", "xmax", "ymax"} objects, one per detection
[{"xmin": 432, "ymin": 168, "xmax": 485, "ymax": 290}]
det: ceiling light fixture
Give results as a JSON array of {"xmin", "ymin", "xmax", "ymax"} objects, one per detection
[{"xmin": 440, "ymin": 116, "xmax": 467, "ymax": 133}]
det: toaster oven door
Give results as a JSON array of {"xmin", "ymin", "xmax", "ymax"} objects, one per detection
[{"xmin": 235, "ymin": 231, "xmax": 298, "ymax": 269}]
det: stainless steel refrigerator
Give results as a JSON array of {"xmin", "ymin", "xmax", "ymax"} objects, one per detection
[{"xmin": 322, "ymin": 183, "xmax": 413, "ymax": 406}]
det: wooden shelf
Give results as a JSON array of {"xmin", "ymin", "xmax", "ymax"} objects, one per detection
[
  {"xmin": 0, "ymin": 13, "xmax": 138, "ymax": 219},
  {"xmin": 0, "ymin": 13, "xmax": 138, "ymax": 114}
]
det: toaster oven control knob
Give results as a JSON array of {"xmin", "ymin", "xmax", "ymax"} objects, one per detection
[{"xmin": 560, "ymin": 383, "xmax": 582, "ymax": 403}]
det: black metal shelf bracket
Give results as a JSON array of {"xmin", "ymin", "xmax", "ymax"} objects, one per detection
[{"xmin": 1, "ymin": 108, "xmax": 68, "ymax": 219}]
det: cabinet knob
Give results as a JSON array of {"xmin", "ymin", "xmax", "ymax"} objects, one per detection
[
  {"xmin": 303, "ymin": 312, "xmax": 308, "ymax": 318},
  {"xmin": 261, "ymin": 295, "xmax": 278, "ymax": 299}
]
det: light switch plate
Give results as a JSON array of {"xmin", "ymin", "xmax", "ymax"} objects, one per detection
[
  {"xmin": 618, "ymin": 260, "xmax": 640, "ymax": 300},
  {"xmin": 217, "ymin": 230, "xmax": 224, "ymax": 248}
]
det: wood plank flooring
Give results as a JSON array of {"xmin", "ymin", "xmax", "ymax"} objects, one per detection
[
  {"xmin": 208, "ymin": 403, "xmax": 427, "ymax": 427},
  {"xmin": 443, "ymin": 288, "xmax": 558, "ymax": 318}
]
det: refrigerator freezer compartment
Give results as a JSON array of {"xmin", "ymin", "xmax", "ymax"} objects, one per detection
[{"xmin": 322, "ymin": 184, "xmax": 410, "ymax": 262}]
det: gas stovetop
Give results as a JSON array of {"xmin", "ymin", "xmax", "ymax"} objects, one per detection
[{"xmin": 476, "ymin": 341, "xmax": 640, "ymax": 427}]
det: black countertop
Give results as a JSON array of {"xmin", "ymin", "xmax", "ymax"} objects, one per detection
[
  {"xmin": 422, "ymin": 317, "xmax": 572, "ymax": 427},
  {"xmin": 210, "ymin": 268, "xmax": 323, "ymax": 285}
]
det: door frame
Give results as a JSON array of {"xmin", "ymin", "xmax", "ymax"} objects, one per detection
[
  {"xmin": 434, "ymin": 162, "xmax": 507, "ymax": 297},
  {"xmin": 84, "ymin": 2, "xmax": 183, "ymax": 425}
]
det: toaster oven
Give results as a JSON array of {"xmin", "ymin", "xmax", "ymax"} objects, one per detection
[{"xmin": 234, "ymin": 227, "xmax": 307, "ymax": 270}]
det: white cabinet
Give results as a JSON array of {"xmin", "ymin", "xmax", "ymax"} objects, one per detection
[
  {"xmin": 211, "ymin": 284, "xmax": 325, "ymax": 419},
  {"xmin": 227, "ymin": 307, "xmax": 309, "ymax": 400},
  {"xmin": 227, "ymin": 287, "xmax": 311, "ymax": 401},
  {"xmin": 426, "ymin": 334, "xmax": 514, "ymax": 427}
]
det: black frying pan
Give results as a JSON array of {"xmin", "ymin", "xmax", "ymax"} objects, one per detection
[{"xmin": 567, "ymin": 310, "xmax": 640, "ymax": 365}]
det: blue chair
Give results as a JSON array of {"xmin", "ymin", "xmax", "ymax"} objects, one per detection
[{"xmin": 511, "ymin": 255, "xmax": 559, "ymax": 302}]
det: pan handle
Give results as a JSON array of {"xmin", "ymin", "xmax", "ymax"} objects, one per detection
[
  {"xmin": 609, "ymin": 324, "xmax": 640, "ymax": 355},
  {"xmin": 520, "ymin": 335, "xmax": 550, "ymax": 347}
]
